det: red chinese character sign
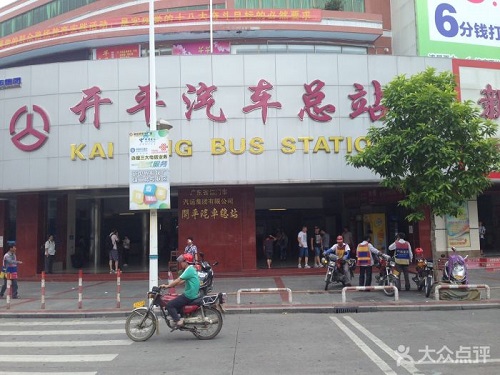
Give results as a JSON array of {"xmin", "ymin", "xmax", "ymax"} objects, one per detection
[{"xmin": 129, "ymin": 130, "xmax": 170, "ymax": 210}]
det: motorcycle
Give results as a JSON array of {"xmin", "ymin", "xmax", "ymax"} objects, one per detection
[
  {"xmin": 321, "ymin": 254, "xmax": 349, "ymax": 290},
  {"xmin": 375, "ymin": 254, "xmax": 399, "ymax": 296},
  {"xmin": 412, "ymin": 257, "xmax": 434, "ymax": 297},
  {"xmin": 442, "ymin": 247, "xmax": 468, "ymax": 285},
  {"xmin": 197, "ymin": 252, "xmax": 218, "ymax": 296},
  {"xmin": 126, "ymin": 286, "xmax": 226, "ymax": 342}
]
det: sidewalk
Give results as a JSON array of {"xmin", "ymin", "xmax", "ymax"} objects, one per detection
[{"xmin": 1, "ymin": 268, "xmax": 500, "ymax": 318}]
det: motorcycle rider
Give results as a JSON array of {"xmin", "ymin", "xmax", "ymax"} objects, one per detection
[
  {"xmin": 356, "ymin": 235, "xmax": 386, "ymax": 287},
  {"xmin": 388, "ymin": 232, "xmax": 413, "ymax": 291},
  {"xmin": 159, "ymin": 253, "xmax": 200, "ymax": 329},
  {"xmin": 323, "ymin": 235, "xmax": 352, "ymax": 286}
]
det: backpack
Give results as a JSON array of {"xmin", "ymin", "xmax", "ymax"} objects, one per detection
[{"xmin": 105, "ymin": 235, "xmax": 114, "ymax": 251}]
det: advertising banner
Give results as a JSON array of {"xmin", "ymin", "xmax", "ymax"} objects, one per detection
[
  {"xmin": 446, "ymin": 202, "xmax": 471, "ymax": 248},
  {"xmin": 363, "ymin": 213, "xmax": 387, "ymax": 251},
  {"xmin": 416, "ymin": 0, "xmax": 500, "ymax": 61},
  {"xmin": 129, "ymin": 130, "xmax": 170, "ymax": 210}
]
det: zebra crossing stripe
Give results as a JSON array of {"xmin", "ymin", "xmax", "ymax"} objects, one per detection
[
  {"xmin": 0, "ymin": 354, "xmax": 118, "ymax": 362},
  {"xmin": 0, "ymin": 373, "xmax": 96, "ymax": 375},
  {"xmin": 0, "ymin": 329, "xmax": 123, "ymax": 335},
  {"xmin": 0, "ymin": 340, "xmax": 132, "ymax": 348}
]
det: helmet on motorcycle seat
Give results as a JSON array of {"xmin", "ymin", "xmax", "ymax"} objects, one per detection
[
  {"xmin": 415, "ymin": 248, "xmax": 424, "ymax": 257},
  {"xmin": 177, "ymin": 253, "xmax": 194, "ymax": 264}
]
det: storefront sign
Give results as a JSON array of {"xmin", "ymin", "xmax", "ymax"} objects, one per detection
[
  {"xmin": 95, "ymin": 45, "xmax": 140, "ymax": 60},
  {"xmin": 416, "ymin": 0, "xmax": 500, "ymax": 61},
  {"xmin": 129, "ymin": 130, "xmax": 170, "ymax": 210}
]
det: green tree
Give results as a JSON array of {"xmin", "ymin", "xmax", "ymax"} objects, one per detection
[{"xmin": 346, "ymin": 67, "xmax": 500, "ymax": 261}]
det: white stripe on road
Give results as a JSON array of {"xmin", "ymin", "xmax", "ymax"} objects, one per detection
[
  {"xmin": 0, "ymin": 354, "xmax": 117, "ymax": 363},
  {"xmin": 0, "ymin": 329, "xmax": 123, "ymax": 335},
  {"xmin": 0, "ymin": 320, "xmax": 124, "ymax": 327},
  {"xmin": 343, "ymin": 316, "xmax": 422, "ymax": 374},
  {"xmin": 0, "ymin": 373, "xmax": 96, "ymax": 375},
  {"xmin": 330, "ymin": 316, "xmax": 398, "ymax": 375},
  {"xmin": 0, "ymin": 340, "xmax": 132, "ymax": 348}
]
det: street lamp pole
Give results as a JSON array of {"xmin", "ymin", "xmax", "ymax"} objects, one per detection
[
  {"xmin": 209, "ymin": 0, "xmax": 213, "ymax": 53},
  {"xmin": 148, "ymin": 0, "xmax": 158, "ymax": 292}
]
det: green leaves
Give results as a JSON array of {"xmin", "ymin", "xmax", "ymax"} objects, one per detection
[{"xmin": 346, "ymin": 67, "xmax": 500, "ymax": 222}]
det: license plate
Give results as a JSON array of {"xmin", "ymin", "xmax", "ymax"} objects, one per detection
[
  {"xmin": 133, "ymin": 300, "xmax": 145, "ymax": 308},
  {"xmin": 427, "ymin": 262, "xmax": 433, "ymax": 267}
]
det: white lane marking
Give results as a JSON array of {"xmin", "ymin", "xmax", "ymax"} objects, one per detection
[
  {"xmin": 330, "ymin": 316, "xmax": 397, "ymax": 375},
  {"xmin": 0, "ymin": 329, "xmax": 124, "ymax": 335},
  {"xmin": 0, "ymin": 320, "xmax": 124, "ymax": 327},
  {"xmin": 0, "ymin": 373, "xmax": 96, "ymax": 375},
  {"xmin": 343, "ymin": 316, "xmax": 422, "ymax": 374},
  {"xmin": 0, "ymin": 354, "xmax": 117, "ymax": 363},
  {"xmin": 0, "ymin": 340, "xmax": 132, "ymax": 348}
]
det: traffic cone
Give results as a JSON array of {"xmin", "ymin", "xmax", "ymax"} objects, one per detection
[{"xmin": 167, "ymin": 270, "xmax": 175, "ymax": 295}]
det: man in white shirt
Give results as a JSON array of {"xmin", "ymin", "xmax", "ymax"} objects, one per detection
[{"xmin": 297, "ymin": 226, "xmax": 310, "ymax": 269}]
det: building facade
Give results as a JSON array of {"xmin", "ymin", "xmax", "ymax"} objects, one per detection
[{"xmin": 0, "ymin": 0, "xmax": 497, "ymax": 277}]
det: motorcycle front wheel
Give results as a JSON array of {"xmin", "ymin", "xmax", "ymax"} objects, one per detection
[
  {"xmin": 417, "ymin": 276, "xmax": 424, "ymax": 291},
  {"xmin": 125, "ymin": 308, "xmax": 157, "ymax": 342},
  {"xmin": 383, "ymin": 277, "xmax": 395, "ymax": 297},
  {"xmin": 425, "ymin": 275, "xmax": 433, "ymax": 298},
  {"xmin": 191, "ymin": 306, "xmax": 223, "ymax": 340}
]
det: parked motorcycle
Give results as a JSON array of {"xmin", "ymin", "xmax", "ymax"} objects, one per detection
[
  {"xmin": 126, "ymin": 286, "xmax": 226, "ymax": 342},
  {"xmin": 442, "ymin": 247, "xmax": 468, "ymax": 285},
  {"xmin": 197, "ymin": 252, "xmax": 218, "ymax": 296},
  {"xmin": 375, "ymin": 254, "xmax": 399, "ymax": 296},
  {"xmin": 413, "ymin": 258, "xmax": 434, "ymax": 297},
  {"xmin": 322, "ymin": 254, "xmax": 349, "ymax": 290}
]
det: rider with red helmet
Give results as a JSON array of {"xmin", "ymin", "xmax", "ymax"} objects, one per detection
[{"xmin": 159, "ymin": 253, "xmax": 200, "ymax": 329}]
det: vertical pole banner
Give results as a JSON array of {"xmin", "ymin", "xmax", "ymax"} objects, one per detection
[{"xmin": 129, "ymin": 130, "xmax": 171, "ymax": 210}]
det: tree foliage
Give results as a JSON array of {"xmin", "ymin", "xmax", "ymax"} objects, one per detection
[{"xmin": 346, "ymin": 67, "xmax": 500, "ymax": 222}]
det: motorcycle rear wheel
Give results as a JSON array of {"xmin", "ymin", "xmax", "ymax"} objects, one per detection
[
  {"xmin": 425, "ymin": 275, "xmax": 433, "ymax": 298},
  {"xmin": 191, "ymin": 307, "xmax": 223, "ymax": 340},
  {"xmin": 125, "ymin": 308, "xmax": 157, "ymax": 342}
]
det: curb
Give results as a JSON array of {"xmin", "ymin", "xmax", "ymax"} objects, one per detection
[{"xmin": 1, "ymin": 300, "xmax": 500, "ymax": 318}]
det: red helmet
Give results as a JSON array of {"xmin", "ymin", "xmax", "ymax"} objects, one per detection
[
  {"xmin": 415, "ymin": 248, "xmax": 424, "ymax": 256},
  {"xmin": 177, "ymin": 253, "xmax": 194, "ymax": 263}
]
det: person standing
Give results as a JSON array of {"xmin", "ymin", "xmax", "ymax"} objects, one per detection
[
  {"xmin": 297, "ymin": 226, "xmax": 310, "ymax": 268},
  {"xmin": 323, "ymin": 235, "xmax": 352, "ymax": 286},
  {"xmin": 320, "ymin": 229, "xmax": 330, "ymax": 253},
  {"xmin": 310, "ymin": 226, "xmax": 323, "ymax": 268},
  {"xmin": 122, "ymin": 236, "xmax": 130, "ymax": 267},
  {"xmin": 263, "ymin": 234, "xmax": 276, "ymax": 269},
  {"xmin": 356, "ymin": 235, "xmax": 385, "ymax": 287},
  {"xmin": 479, "ymin": 221, "xmax": 486, "ymax": 255},
  {"xmin": 388, "ymin": 232, "xmax": 413, "ymax": 291},
  {"xmin": 184, "ymin": 237, "xmax": 198, "ymax": 262},
  {"xmin": 108, "ymin": 229, "xmax": 120, "ymax": 274},
  {"xmin": 277, "ymin": 230, "xmax": 288, "ymax": 261},
  {"xmin": 44, "ymin": 234, "xmax": 56, "ymax": 274},
  {"xmin": 0, "ymin": 244, "xmax": 23, "ymax": 299},
  {"xmin": 342, "ymin": 227, "xmax": 354, "ymax": 251}
]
